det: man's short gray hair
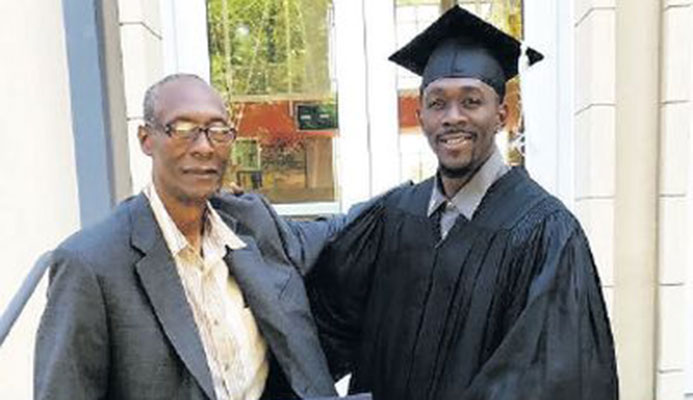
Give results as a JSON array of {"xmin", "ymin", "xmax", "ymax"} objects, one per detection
[{"xmin": 142, "ymin": 73, "xmax": 206, "ymax": 124}]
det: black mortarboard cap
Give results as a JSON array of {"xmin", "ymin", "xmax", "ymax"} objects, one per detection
[{"xmin": 389, "ymin": 5, "xmax": 544, "ymax": 98}]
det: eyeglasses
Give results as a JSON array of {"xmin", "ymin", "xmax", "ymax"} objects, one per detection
[{"xmin": 147, "ymin": 120, "xmax": 237, "ymax": 145}]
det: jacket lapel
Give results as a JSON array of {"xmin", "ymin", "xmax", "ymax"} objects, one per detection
[
  {"xmin": 129, "ymin": 194, "xmax": 217, "ymax": 400},
  {"xmin": 212, "ymin": 209, "xmax": 289, "ymax": 312},
  {"xmin": 223, "ymin": 236, "xmax": 317, "ymax": 395},
  {"xmin": 224, "ymin": 236, "xmax": 289, "ymax": 308},
  {"xmin": 223, "ymin": 232, "xmax": 335, "ymax": 397}
]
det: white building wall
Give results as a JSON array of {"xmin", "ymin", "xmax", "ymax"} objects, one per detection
[
  {"xmin": 572, "ymin": 0, "xmax": 616, "ymax": 317},
  {"xmin": 660, "ymin": 2, "xmax": 692, "ymax": 398},
  {"xmin": 0, "ymin": 1, "xmax": 81, "ymax": 398},
  {"xmin": 119, "ymin": 0, "xmax": 164, "ymax": 194},
  {"xmin": 569, "ymin": 0, "xmax": 692, "ymax": 398}
]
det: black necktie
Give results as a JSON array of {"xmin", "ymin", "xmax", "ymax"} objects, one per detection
[{"xmin": 430, "ymin": 206, "xmax": 443, "ymax": 242}]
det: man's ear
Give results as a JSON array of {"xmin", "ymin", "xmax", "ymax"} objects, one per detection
[
  {"xmin": 416, "ymin": 88, "xmax": 426, "ymax": 127},
  {"xmin": 138, "ymin": 125, "xmax": 154, "ymax": 156},
  {"xmin": 416, "ymin": 94, "xmax": 425, "ymax": 127},
  {"xmin": 497, "ymin": 101, "xmax": 509, "ymax": 131}
]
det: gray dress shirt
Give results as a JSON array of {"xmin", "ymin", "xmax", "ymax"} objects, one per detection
[{"xmin": 427, "ymin": 146, "xmax": 510, "ymax": 239}]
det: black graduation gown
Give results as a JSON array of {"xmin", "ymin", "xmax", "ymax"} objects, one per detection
[{"xmin": 307, "ymin": 167, "xmax": 618, "ymax": 400}]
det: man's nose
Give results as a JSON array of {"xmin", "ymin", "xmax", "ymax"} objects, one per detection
[
  {"xmin": 189, "ymin": 130, "xmax": 215, "ymax": 156},
  {"xmin": 442, "ymin": 104, "xmax": 467, "ymax": 127}
]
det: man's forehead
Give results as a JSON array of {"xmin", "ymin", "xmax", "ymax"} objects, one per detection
[
  {"xmin": 155, "ymin": 79, "xmax": 226, "ymax": 117},
  {"xmin": 158, "ymin": 78, "xmax": 220, "ymax": 103},
  {"xmin": 424, "ymin": 77, "xmax": 496, "ymax": 95}
]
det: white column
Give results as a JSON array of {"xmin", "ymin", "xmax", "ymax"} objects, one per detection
[
  {"xmin": 363, "ymin": 0, "xmax": 401, "ymax": 195},
  {"xmin": 161, "ymin": 0, "xmax": 210, "ymax": 82},
  {"xmin": 555, "ymin": 0, "xmax": 576, "ymax": 210},
  {"xmin": 614, "ymin": 0, "xmax": 660, "ymax": 398},
  {"xmin": 334, "ymin": 0, "xmax": 371, "ymax": 209},
  {"xmin": 658, "ymin": 4, "xmax": 691, "ymax": 398},
  {"xmin": 688, "ymin": 80, "xmax": 693, "ymax": 397},
  {"xmin": 572, "ymin": 0, "xmax": 618, "ymax": 393},
  {"xmin": 119, "ymin": 0, "xmax": 164, "ymax": 193},
  {"xmin": 688, "ymin": 72, "xmax": 693, "ymax": 396},
  {"xmin": 522, "ymin": 0, "xmax": 561, "ymax": 198},
  {"xmin": 684, "ymin": 1, "xmax": 693, "ymax": 394}
]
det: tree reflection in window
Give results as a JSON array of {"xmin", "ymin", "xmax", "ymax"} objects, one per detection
[
  {"xmin": 208, "ymin": 0, "xmax": 333, "ymax": 97},
  {"xmin": 207, "ymin": 0, "xmax": 338, "ymax": 204}
]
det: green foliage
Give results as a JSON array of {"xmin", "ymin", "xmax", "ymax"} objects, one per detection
[{"xmin": 207, "ymin": 0, "xmax": 333, "ymax": 100}]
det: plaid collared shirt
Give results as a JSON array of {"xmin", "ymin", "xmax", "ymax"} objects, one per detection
[{"xmin": 145, "ymin": 184, "xmax": 268, "ymax": 400}]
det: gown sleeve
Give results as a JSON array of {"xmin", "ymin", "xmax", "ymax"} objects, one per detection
[
  {"xmin": 210, "ymin": 191, "xmax": 345, "ymax": 276},
  {"xmin": 283, "ymin": 182, "xmax": 413, "ymax": 277},
  {"xmin": 461, "ymin": 210, "xmax": 618, "ymax": 400},
  {"xmin": 305, "ymin": 198, "xmax": 388, "ymax": 379}
]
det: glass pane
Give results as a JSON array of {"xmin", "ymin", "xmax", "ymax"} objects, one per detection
[
  {"xmin": 458, "ymin": 0, "xmax": 524, "ymax": 165},
  {"xmin": 207, "ymin": 0, "xmax": 338, "ymax": 204},
  {"xmin": 394, "ymin": 0, "xmax": 525, "ymax": 183}
]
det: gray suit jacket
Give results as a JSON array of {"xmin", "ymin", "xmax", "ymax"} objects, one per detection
[{"xmin": 35, "ymin": 192, "xmax": 343, "ymax": 400}]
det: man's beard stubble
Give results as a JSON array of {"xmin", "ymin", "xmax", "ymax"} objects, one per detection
[{"xmin": 438, "ymin": 162, "xmax": 474, "ymax": 179}]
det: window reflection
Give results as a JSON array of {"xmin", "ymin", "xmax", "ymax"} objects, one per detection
[{"xmin": 207, "ymin": 0, "xmax": 337, "ymax": 204}]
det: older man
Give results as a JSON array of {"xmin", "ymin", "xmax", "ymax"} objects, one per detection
[{"xmin": 34, "ymin": 74, "xmax": 345, "ymax": 400}]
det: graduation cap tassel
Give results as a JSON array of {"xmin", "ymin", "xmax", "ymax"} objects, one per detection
[
  {"xmin": 514, "ymin": 41, "xmax": 532, "ymax": 159},
  {"xmin": 518, "ymin": 41, "xmax": 530, "ymax": 77}
]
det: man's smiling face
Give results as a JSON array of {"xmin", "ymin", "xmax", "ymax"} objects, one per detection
[{"xmin": 418, "ymin": 77, "xmax": 507, "ymax": 178}]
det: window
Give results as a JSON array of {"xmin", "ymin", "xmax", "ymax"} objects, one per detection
[{"xmin": 207, "ymin": 0, "xmax": 338, "ymax": 204}]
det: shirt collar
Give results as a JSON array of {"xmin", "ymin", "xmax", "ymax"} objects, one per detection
[
  {"xmin": 205, "ymin": 202, "xmax": 246, "ymax": 251},
  {"xmin": 144, "ymin": 183, "xmax": 246, "ymax": 258},
  {"xmin": 427, "ymin": 145, "xmax": 510, "ymax": 219}
]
